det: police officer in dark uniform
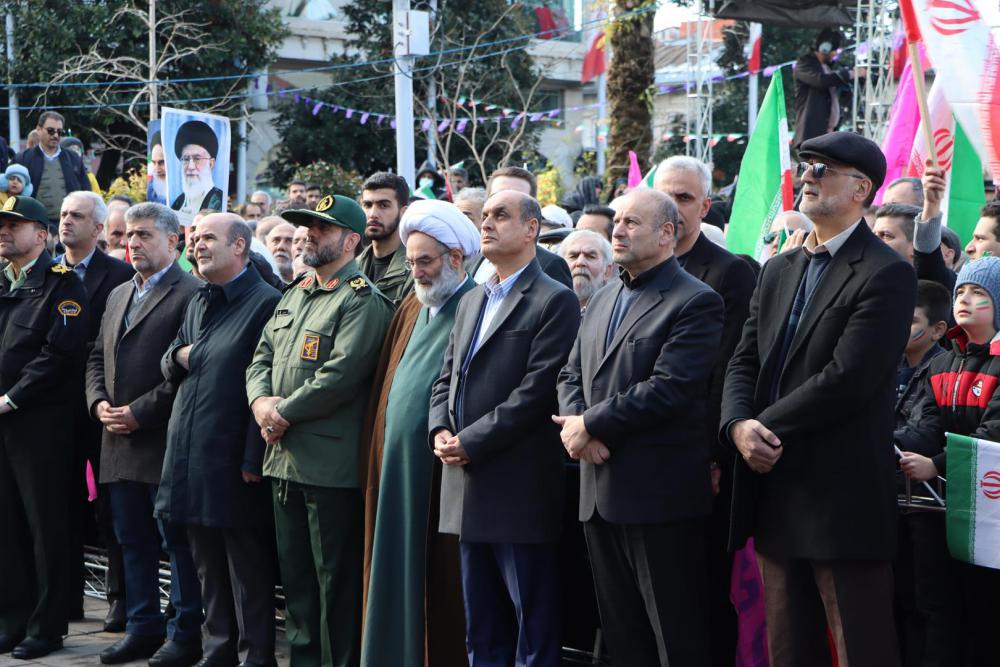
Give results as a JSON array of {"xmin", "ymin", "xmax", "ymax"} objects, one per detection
[{"xmin": 0, "ymin": 195, "xmax": 89, "ymax": 659}]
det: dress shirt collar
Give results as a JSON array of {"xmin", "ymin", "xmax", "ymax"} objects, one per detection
[
  {"xmin": 620, "ymin": 255, "xmax": 674, "ymax": 290},
  {"xmin": 41, "ymin": 145, "xmax": 61, "ymax": 161},
  {"xmin": 803, "ymin": 219, "xmax": 862, "ymax": 258},
  {"xmin": 483, "ymin": 260, "xmax": 530, "ymax": 299},
  {"xmin": 3, "ymin": 256, "xmax": 39, "ymax": 290},
  {"xmin": 133, "ymin": 262, "xmax": 172, "ymax": 296},
  {"xmin": 60, "ymin": 247, "xmax": 96, "ymax": 271}
]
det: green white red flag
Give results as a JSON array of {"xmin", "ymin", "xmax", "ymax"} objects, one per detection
[
  {"xmin": 946, "ymin": 433, "xmax": 1000, "ymax": 569},
  {"xmin": 726, "ymin": 75, "xmax": 793, "ymax": 257},
  {"xmin": 901, "ymin": 0, "xmax": 999, "ymax": 180},
  {"xmin": 907, "ymin": 80, "xmax": 985, "ymax": 245}
]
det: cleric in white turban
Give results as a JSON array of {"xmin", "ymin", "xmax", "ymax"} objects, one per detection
[{"xmin": 360, "ymin": 197, "xmax": 478, "ymax": 667}]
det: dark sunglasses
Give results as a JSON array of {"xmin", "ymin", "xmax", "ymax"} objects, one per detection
[
  {"xmin": 797, "ymin": 161, "xmax": 866, "ymax": 181},
  {"xmin": 42, "ymin": 127, "xmax": 65, "ymax": 137}
]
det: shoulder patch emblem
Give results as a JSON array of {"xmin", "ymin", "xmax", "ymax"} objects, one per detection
[
  {"xmin": 300, "ymin": 333, "xmax": 320, "ymax": 361},
  {"xmin": 316, "ymin": 195, "xmax": 334, "ymax": 212},
  {"xmin": 50, "ymin": 264, "xmax": 70, "ymax": 274},
  {"xmin": 57, "ymin": 300, "xmax": 82, "ymax": 317},
  {"xmin": 2, "ymin": 197, "xmax": 16, "ymax": 211},
  {"xmin": 349, "ymin": 277, "xmax": 367, "ymax": 291}
]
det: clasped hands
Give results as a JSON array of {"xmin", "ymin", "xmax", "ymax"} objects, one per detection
[
  {"xmin": 95, "ymin": 400, "xmax": 140, "ymax": 435},
  {"xmin": 251, "ymin": 396, "xmax": 289, "ymax": 445},
  {"xmin": 433, "ymin": 429, "xmax": 470, "ymax": 466},
  {"xmin": 551, "ymin": 415, "xmax": 610, "ymax": 465}
]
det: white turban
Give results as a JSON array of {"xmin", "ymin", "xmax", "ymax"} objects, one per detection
[{"xmin": 399, "ymin": 199, "xmax": 480, "ymax": 257}]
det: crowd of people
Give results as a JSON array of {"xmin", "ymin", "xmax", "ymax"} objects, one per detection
[{"xmin": 1, "ymin": 106, "xmax": 1000, "ymax": 667}]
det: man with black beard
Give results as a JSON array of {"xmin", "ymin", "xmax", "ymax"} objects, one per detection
[
  {"xmin": 559, "ymin": 229, "xmax": 615, "ymax": 315},
  {"xmin": 357, "ymin": 172, "xmax": 414, "ymax": 306}
]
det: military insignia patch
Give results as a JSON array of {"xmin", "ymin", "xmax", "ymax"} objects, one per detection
[
  {"xmin": 316, "ymin": 195, "xmax": 334, "ymax": 212},
  {"xmin": 2, "ymin": 197, "xmax": 16, "ymax": 211},
  {"xmin": 58, "ymin": 300, "xmax": 81, "ymax": 316},
  {"xmin": 298, "ymin": 275, "xmax": 314, "ymax": 289},
  {"xmin": 349, "ymin": 277, "xmax": 367, "ymax": 290},
  {"xmin": 50, "ymin": 264, "xmax": 70, "ymax": 274},
  {"xmin": 300, "ymin": 333, "xmax": 320, "ymax": 361},
  {"xmin": 325, "ymin": 277, "xmax": 340, "ymax": 289}
]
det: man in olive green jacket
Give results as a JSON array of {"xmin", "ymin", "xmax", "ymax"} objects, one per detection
[
  {"xmin": 246, "ymin": 194, "xmax": 393, "ymax": 667},
  {"xmin": 357, "ymin": 172, "xmax": 414, "ymax": 306}
]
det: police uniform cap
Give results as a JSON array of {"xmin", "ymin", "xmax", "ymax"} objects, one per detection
[
  {"xmin": 174, "ymin": 120, "xmax": 219, "ymax": 159},
  {"xmin": 0, "ymin": 196, "xmax": 50, "ymax": 226},
  {"xmin": 281, "ymin": 194, "xmax": 366, "ymax": 235},
  {"xmin": 798, "ymin": 131, "xmax": 887, "ymax": 190}
]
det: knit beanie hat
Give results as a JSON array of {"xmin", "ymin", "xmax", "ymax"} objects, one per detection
[
  {"xmin": 955, "ymin": 256, "xmax": 1000, "ymax": 330},
  {"xmin": 4, "ymin": 163, "xmax": 32, "ymax": 197}
]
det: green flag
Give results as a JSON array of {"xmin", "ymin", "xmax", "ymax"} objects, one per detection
[
  {"xmin": 727, "ymin": 75, "xmax": 793, "ymax": 258},
  {"xmin": 946, "ymin": 118, "xmax": 986, "ymax": 246}
]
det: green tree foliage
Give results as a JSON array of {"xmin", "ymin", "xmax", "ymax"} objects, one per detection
[
  {"xmin": 606, "ymin": 0, "xmax": 655, "ymax": 185},
  {"xmin": 0, "ymin": 0, "xmax": 286, "ymax": 156},
  {"xmin": 268, "ymin": 0, "xmax": 544, "ymax": 188}
]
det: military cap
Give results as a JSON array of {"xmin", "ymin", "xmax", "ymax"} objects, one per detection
[
  {"xmin": 281, "ymin": 194, "xmax": 366, "ymax": 235},
  {"xmin": 798, "ymin": 131, "xmax": 887, "ymax": 190},
  {"xmin": 0, "ymin": 196, "xmax": 50, "ymax": 226},
  {"xmin": 174, "ymin": 120, "xmax": 219, "ymax": 159}
]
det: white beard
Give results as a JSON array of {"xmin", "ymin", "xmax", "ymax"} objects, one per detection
[
  {"xmin": 179, "ymin": 169, "xmax": 216, "ymax": 217},
  {"xmin": 414, "ymin": 259, "xmax": 463, "ymax": 309}
]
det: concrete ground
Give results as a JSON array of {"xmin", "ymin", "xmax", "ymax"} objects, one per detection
[{"xmin": 0, "ymin": 597, "xmax": 290, "ymax": 667}]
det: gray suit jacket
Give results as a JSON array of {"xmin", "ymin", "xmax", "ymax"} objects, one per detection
[
  {"xmin": 558, "ymin": 257, "xmax": 724, "ymax": 524},
  {"xmin": 85, "ymin": 263, "xmax": 201, "ymax": 484},
  {"xmin": 428, "ymin": 258, "xmax": 580, "ymax": 543}
]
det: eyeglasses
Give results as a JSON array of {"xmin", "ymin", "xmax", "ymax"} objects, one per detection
[
  {"xmin": 797, "ymin": 161, "xmax": 866, "ymax": 181},
  {"xmin": 180, "ymin": 155, "xmax": 211, "ymax": 165},
  {"xmin": 404, "ymin": 251, "xmax": 449, "ymax": 271},
  {"xmin": 43, "ymin": 127, "xmax": 65, "ymax": 137}
]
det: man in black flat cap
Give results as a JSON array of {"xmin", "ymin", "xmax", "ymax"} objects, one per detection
[
  {"xmin": 721, "ymin": 131, "xmax": 915, "ymax": 667},
  {"xmin": 171, "ymin": 120, "xmax": 223, "ymax": 218}
]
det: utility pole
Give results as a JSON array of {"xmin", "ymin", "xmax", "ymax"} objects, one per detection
[
  {"xmin": 393, "ymin": 0, "xmax": 429, "ymax": 186},
  {"xmin": 6, "ymin": 13, "xmax": 19, "ymax": 151},
  {"xmin": 149, "ymin": 0, "xmax": 158, "ymax": 121},
  {"xmin": 237, "ymin": 99, "xmax": 247, "ymax": 204}
]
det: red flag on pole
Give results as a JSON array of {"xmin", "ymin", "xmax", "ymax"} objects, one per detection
[
  {"xmin": 581, "ymin": 32, "xmax": 606, "ymax": 84},
  {"xmin": 747, "ymin": 23, "xmax": 762, "ymax": 74},
  {"xmin": 898, "ymin": 0, "xmax": 922, "ymax": 45}
]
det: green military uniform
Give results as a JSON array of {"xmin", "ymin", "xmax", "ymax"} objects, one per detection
[
  {"xmin": 246, "ymin": 194, "xmax": 393, "ymax": 667},
  {"xmin": 356, "ymin": 241, "xmax": 413, "ymax": 307},
  {"xmin": 0, "ymin": 197, "xmax": 89, "ymax": 648}
]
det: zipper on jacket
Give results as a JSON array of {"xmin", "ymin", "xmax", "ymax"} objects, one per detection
[{"xmin": 950, "ymin": 356, "xmax": 967, "ymax": 410}]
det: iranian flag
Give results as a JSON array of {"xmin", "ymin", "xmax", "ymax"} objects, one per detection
[
  {"xmin": 946, "ymin": 433, "xmax": 1000, "ymax": 569},
  {"xmin": 726, "ymin": 75, "xmax": 794, "ymax": 257},
  {"xmin": 906, "ymin": 80, "xmax": 986, "ymax": 245},
  {"xmin": 903, "ymin": 0, "xmax": 1000, "ymax": 180}
]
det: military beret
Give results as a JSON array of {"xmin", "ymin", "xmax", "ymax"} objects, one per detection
[
  {"xmin": 798, "ymin": 131, "xmax": 887, "ymax": 191},
  {"xmin": 0, "ymin": 196, "xmax": 50, "ymax": 226},
  {"xmin": 174, "ymin": 120, "xmax": 219, "ymax": 159},
  {"xmin": 281, "ymin": 194, "xmax": 366, "ymax": 235}
]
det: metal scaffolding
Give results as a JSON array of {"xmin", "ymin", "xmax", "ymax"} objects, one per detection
[
  {"xmin": 852, "ymin": 0, "xmax": 899, "ymax": 143},
  {"xmin": 686, "ymin": 0, "xmax": 716, "ymax": 164}
]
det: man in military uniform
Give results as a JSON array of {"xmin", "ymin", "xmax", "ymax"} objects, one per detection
[
  {"xmin": 247, "ymin": 194, "xmax": 394, "ymax": 667},
  {"xmin": 357, "ymin": 172, "xmax": 414, "ymax": 306},
  {"xmin": 0, "ymin": 196, "xmax": 89, "ymax": 659}
]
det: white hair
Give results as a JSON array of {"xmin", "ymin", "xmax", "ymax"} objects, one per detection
[
  {"xmin": 251, "ymin": 190, "xmax": 272, "ymax": 207},
  {"xmin": 775, "ymin": 210, "xmax": 814, "ymax": 233},
  {"xmin": 657, "ymin": 155, "xmax": 712, "ymax": 198},
  {"xmin": 454, "ymin": 186, "xmax": 486, "ymax": 206},
  {"xmin": 67, "ymin": 190, "xmax": 108, "ymax": 226},
  {"xmin": 560, "ymin": 228, "xmax": 613, "ymax": 267}
]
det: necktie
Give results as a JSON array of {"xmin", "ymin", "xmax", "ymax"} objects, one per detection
[{"xmin": 770, "ymin": 251, "xmax": 831, "ymax": 401}]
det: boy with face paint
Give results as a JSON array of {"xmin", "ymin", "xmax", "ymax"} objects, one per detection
[
  {"xmin": 895, "ymin": 281, "xmax": 950, "ymax": 431},
  {"xmin": 895, "ymin": 257, "xmax": 1000, "ymax": 663}
]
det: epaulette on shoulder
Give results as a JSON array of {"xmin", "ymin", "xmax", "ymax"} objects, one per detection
[
  {"xmin": 348, "ymin": 276, "xmax": 371, "ymax": 296},
  {"xmin": 50, "ymin": 263, "xmax": 72, "ymax": 276}
]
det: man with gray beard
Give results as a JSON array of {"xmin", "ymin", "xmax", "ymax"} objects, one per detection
[
  {"xmin": 360, "ymin": 199, "xmax": 480, "ymax": 667},
  {"xmin": 559, "ymin": 229, "xmax": 615, "ymax": 315},
  {"xmin": 265, "ymin": 221, "xmax": 296, "ymax": 284}
]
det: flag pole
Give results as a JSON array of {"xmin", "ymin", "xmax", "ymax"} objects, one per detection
[
  {"xmin": 908, "ymin": 43, "xmax": 938, "ymax": 169},
  {"xmin": 899, "ymin": 0, "xmax": 938, "ymax": 169}
]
